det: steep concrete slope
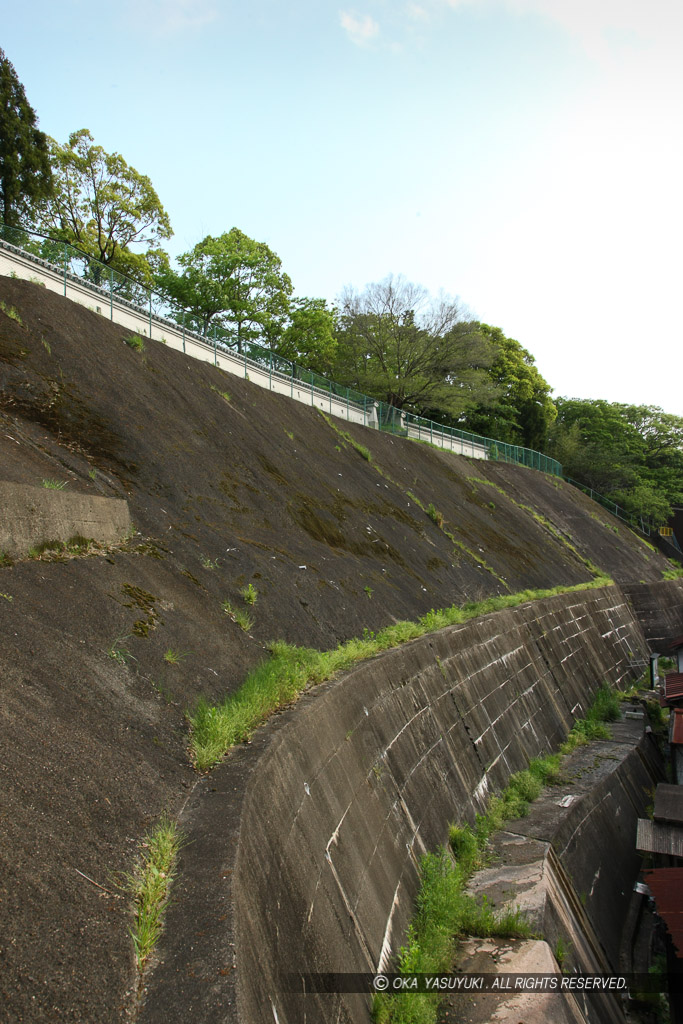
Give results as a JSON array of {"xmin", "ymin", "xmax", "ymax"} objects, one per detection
[{"xmin": 0, "ymin": 277, "xmax": 676, "ymax": 1022}]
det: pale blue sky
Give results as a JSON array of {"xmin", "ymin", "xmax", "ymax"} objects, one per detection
[{"xmin": 4, "ymin": 0, "xmax": 682, "ymax": 411}]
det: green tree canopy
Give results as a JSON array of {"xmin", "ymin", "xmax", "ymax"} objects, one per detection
[
  {"xmin": 459, "ymin": 325, "xmax": 556, "ymax": 448},
  {"xmin": 548, "ymin": 398, "xmax": 683, "ymax": 522},
  {"xmin": 0, "ymin": 49, "xmax": 53, "ymax": 227},
  {"xmin": 274, "ymin": 297, "xmax": 337, "ymax": 374},
  {"xmin": 157, "ymin": 228, "xmax": 293, "ymax": 350},
  {"xmin": 332, "ymin": 275, "xmax": 500, "ymax": 418},
  {"xmin": 41, "ymin": 129, "xmax": 172, "ymax": 286}
]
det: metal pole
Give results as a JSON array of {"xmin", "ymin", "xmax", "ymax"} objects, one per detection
[
  {"xmin": 269, "ymin": 351, "xmax": 272, "ymax": 390},
  {"xmin": 214, "ymin": 326, "xmax": 217, "ymax": 365},
  {"xmin": 182, "ymin": 311, "xmax": 186, "ymax": 354},
  {"xmin": 149, "ymin": 291, "xmax": 152, "ymax": 338},
  {"xmin": 63, "ymin": 243, "xmax": 68, "ymax": 296},
  {"xmin": 110, "ymin": 268, "xmax": 113, "ymax": 320}
]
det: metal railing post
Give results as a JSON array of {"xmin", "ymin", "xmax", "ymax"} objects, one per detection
[
  {"xmin": 110, "ymin": 268, "xmax": 113, "ymax": 319},
  {"xmin": 63, "ymin": 243, "xmax": 68, "ymax": 296}
]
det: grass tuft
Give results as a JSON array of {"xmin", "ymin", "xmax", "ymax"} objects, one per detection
[
  {"xmin": 129, "ymin": 814, "xmax": 183, "ymax": 970},
  {"xmin": 42, "ymin": 478, "xmax": 67, "ymax": 490},
  {"xmin": 240, "ymin": 583, "xmax": 258, "ymax": 605},
  {"xmin": 164, "ymin": 649, "xmax": 190, "ymax": 665},
  {"xmin": 0, "ymin": 300, "xmax": 24, "ymax": 325},
  {"xmin": 125, "ymin": 333, "xmax": 145, "ymax": 352},
  {"xmin": 222, "ymin": 600, "xmax": 254, "ymax": 633}
]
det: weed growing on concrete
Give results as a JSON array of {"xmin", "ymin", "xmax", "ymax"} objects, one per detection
[
  {"xmin": 554, "ymin": 937, "xmax": 569, "ymax": 970},
  {"xmin": 560, "ymin": 685, "xmax": 619, "ymax": 753},
  {"xmin": 222, "ymin": 600, "xmax": 254, "ymax": 633},
  {"xmin": 0, "ymin": 592, "xmax": 13, "ymax": 602},
  {"xmin": 42, "ymin": 478, "xmax": 67, "ymax": 490},
  {"xmin": 372, "ymin": 848, "xmax": 530, "ymax": 1024},
  {"xmin": 663, "ymin": 567, "xmax": 683, "ymax": 579},
  {"xmin": 107, "ymin": 635, "xmax": 136, "ymax": 666},
  {"xmin": 284, "ymin": 430, "xmax": 294, "ymax": 440},
  {"xmin": 163, "ymin": 649, "xmax": 189, "ymax": 665},
  {"xmin": 190, "ymin": 579, "xmax": 613, "ymax": 772},
  {"xmin": 200, "ymin": 555, "xmax": 220, "ymax": 570},
  {"xmin": 240, "ymin": 583, "xmax": 258, "ymax": 605},
  {"xmin": 129, "ymin": 813, "xmax": 183, "ymax": 969},
  {"xmin": 41, "ymin": 336, "xmax": 51, "ymax": 354},
  {"xmin": 364, "ymin": 586, "xmax": 373, "ymax": 598},
  {"xmin": 88, "ymin": 468, "xmax": 97, "ymax": 481},
  {"xmin": 0, "ymin": 300, "xmax": 23, "ymax": 325},
  {"xmin": 426, "ymin": 503, "xmax": 444, "ymax": 528},
  {"xmin": 0, "ymin": 550, "xmax": 13, "ymax": 567},
  {"xmin": 318, "ymin": 411, "xmax": 372, "ymax": 461},
  {"xmin": 125, "ymin": 334, "xmax": 145, "ymax": 352},
  {"xmin": 210, "ymin": 385, "xmax": 231, "ymax": 403}
]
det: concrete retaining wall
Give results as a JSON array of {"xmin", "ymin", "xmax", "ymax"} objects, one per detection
[
  {"xmin": 139, "ymin": 586, "xmax": 653, "ymax": 1024},
  {"xmin": 234, "ymin": 588, "xmax": 647, "ymax": 1024},
  {"xmin": 622, "ymin": 579, "xmax": 683, "ymax": 651},
  {"xmin": 0, "ymin": 482, "xmax": 130, "ymax": 557}
]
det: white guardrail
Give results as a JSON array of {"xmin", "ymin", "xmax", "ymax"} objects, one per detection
[{"xmin": 0, "ymin": 240, "xmax": 489, "ymax": 460}]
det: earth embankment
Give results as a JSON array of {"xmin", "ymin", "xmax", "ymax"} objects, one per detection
[{"xmin": 0, "ymin": 277, "xmax": 678, "ymax": 1022}]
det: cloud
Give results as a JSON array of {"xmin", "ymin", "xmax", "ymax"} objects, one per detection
[
  {"xmin": 339, "ymin": 10, "xmax": 380, "ymax": 46},
  {"xmin": 438, "ymin": 0, "xmax": 683, "ymax": 64},
  {"xmin": 131, "ymin": 0, "xmax": 218, "ymax": 34},
  {"xmin": 405, "ymin": 2, "xmax": 430, "ymax": 20}
]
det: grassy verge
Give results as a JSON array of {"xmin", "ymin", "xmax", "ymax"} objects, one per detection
[
  {"xmin": 373, "ymin": 685, "xmax": 622, "ymax": 1024},
  {"xmin": 129, "ymin": 814, "xmax": 183, "ymax": 970},
  {"xmin": 190, "ymin": 578, "xmax": 612, "ymax": 772}
]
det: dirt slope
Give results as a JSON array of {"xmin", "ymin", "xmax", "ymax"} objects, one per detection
[{"xmin": 0, "ymin": 278, "xmax": 670, "ymax": 1022}]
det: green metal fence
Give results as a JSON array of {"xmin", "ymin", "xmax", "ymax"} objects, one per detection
[
  {"xmin": 0, "ymin": 223, "xmax": 563, "ymax": 476},
  {"xmin": 562, "ymin": 476, "xmax": 656, "ymax": 536}
]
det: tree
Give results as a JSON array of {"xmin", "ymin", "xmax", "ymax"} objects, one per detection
[
  {"xmin": 274, "ymin": 297, "xmax": 337, "ymax": 374},
  {"xmin": 459, "ymin": 325, "xmax": 556, "ymax": 448},
  {"xmin": 42, "ymin": 129, "xmax": 172, "ymax": 286},
  {"xmin": 548, "ymin": 399, "xmax": 683, "ymax": 522},
  {"xmin": 332, "ymin": 275, "xmax": 500, "ymax": 419},
  {"xmin": 0, "ymin": 49, "xmax": 53, "ymax": 227},
  {"xmin": 157, "ymin": 228, "xmax": 293, "ymax": 350}
]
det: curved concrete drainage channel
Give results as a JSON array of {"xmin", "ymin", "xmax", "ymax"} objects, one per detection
[
  {"xmin": 444, "ymin": 718, "xmax": 662, "ymax": 1024},
  {"xmin": 137, "ymin": 587, "xmax": 659, "ymax": 1024}
]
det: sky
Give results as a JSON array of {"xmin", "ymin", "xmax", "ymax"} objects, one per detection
[{"xmin": 3, "ymin": 0, "xmax": 682, "ymax": 412}]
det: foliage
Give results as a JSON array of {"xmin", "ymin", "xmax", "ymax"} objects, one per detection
[
  {"xmin": 41, "ymin": 129, "xmax": 172, "ymax": 287},
  {"xmin": 332, "ymin": 275, "xmax": 500, "ymax": 419},
  {"xmin": 222, "ymin": 600, "xmax": 254, "ymax": 633},
  {"xmin": 163, "ymin": 648, "xmax": 189, "ymax": 665},
  {"xmin": 458, "ymin": 325, "xmax": 556, "ymax": 449},
  {"xmin": 240, "ymin": 583, "xmax": 258, "ymax": 605},
  {"xmin": 125, "ymin": 334, "xmax": 145, "ymax": 352},
  {"xmin": 271, "ymin": 296, "xmax": 338, "ymax": 373},
  {"xmin": 129, "ymin": 814, "xmax": 183, "ymax": 969},
  {"xmin": 0, "ymin": 49, "xmax": 53, "ymax": 226},
  {"xmin": 157, "ymin": 227, "xmax": 292, "ymax": 347},
  {"xmin": 548, "ymin": 399, "xmax": 683, "ymax": 523},
  {"xmin": 0, "ymin": 300, "xmax": 24, "ymax": 324}
]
